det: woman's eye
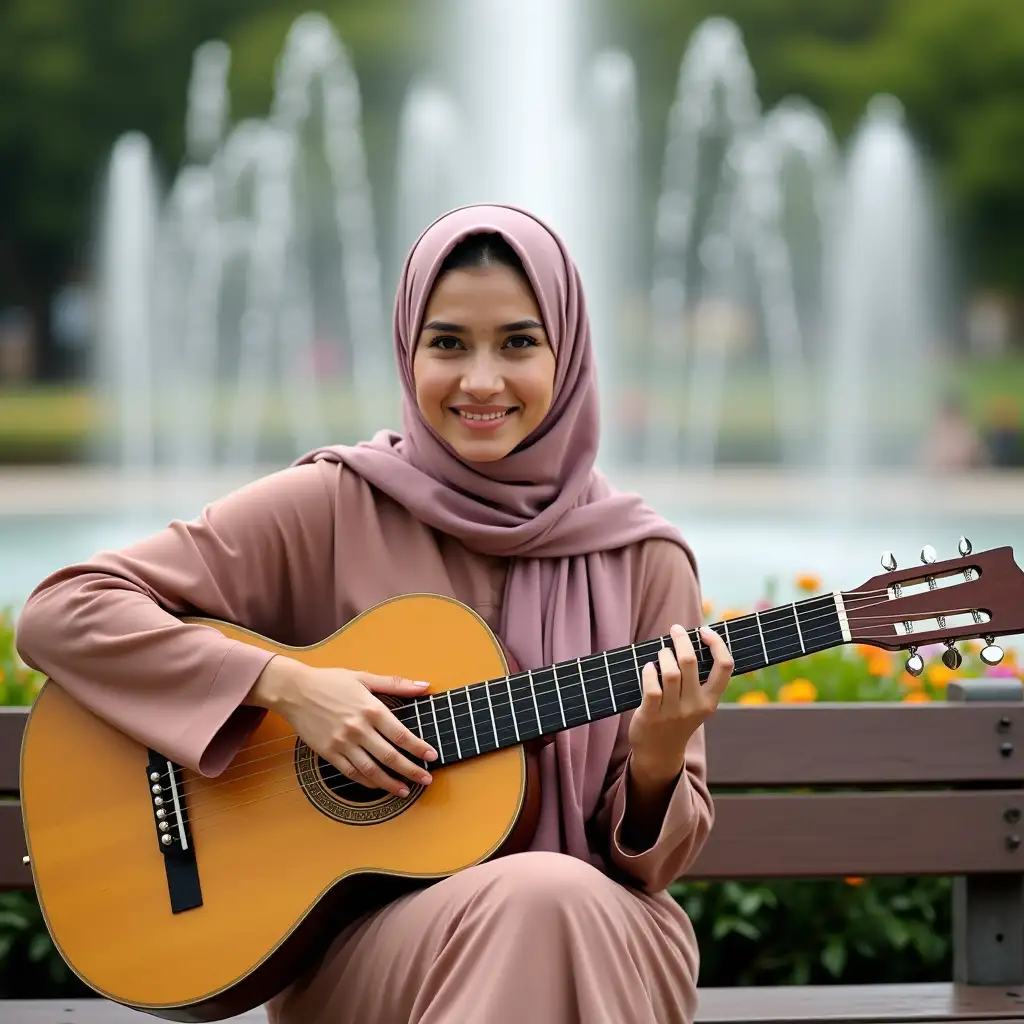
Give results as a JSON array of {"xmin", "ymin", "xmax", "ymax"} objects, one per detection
[
  {"xmin": 505, "ymin": 335, "xmax": 537, "ymax": 350},
  {"xmin": 430, "ymin": 336, "xmax": 463, "ymax": 351}
]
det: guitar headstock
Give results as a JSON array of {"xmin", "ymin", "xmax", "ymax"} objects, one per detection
[{"xmin": 844, "ymin": 538, "xmax": 1024, "ymax": 673}]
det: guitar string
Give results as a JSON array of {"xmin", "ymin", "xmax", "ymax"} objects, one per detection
[
  {"xmin": 160, "ymin": 585, "xmax": 951, "ymax": 777},
  {"xmin": 170, "ymin": 594, "xmax": 977, "ymax": 799},
  {"xmin": 168, "ymin": 596, "xmax": 888, "ymax": 794},
  {"xmin": 178, "ymin": 615, "xmax": 971, "ymax": 830}
]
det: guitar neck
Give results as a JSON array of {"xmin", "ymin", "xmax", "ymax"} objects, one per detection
[{"xmin": 394, "ymin": 592, "xmax": 850, "ymax": 768}]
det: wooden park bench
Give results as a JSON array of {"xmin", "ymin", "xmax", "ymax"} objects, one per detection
[{"xmin": 3, "ymin": 678, "xmax": 1024, "ymax": 1023}]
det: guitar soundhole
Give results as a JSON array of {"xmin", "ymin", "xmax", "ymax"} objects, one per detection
[
  {"xmin": 294, "ymin": 740, "xmax": 422, "ymax": 825},
  {"xmin": 316, "ymin": 755, "xmax": 390, "ymax": 803}
]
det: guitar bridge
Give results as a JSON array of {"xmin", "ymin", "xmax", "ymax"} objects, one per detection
[{"xmin": 146, "ymin": 749, "xmax": 203, "ymax": 914}]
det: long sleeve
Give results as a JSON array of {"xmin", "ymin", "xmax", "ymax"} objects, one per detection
[
  {"xmin": 592, "ymin": 538, "xmax": 715, "ymax": 893},
  {"xmin": 15, "ymin": 463, "xmax": 338, "ymax": 776}
]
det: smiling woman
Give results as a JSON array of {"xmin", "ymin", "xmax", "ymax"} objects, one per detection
[{"xmin": 413, "ymin": 233, "xmax": 556, "ymax": 461}]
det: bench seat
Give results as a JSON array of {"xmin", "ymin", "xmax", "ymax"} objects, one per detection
[{"xmin": 2, "ymin": 984, "xmax": 1024, "ymax": 1023}]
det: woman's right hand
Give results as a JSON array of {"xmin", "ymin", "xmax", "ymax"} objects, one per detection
[{"xmin": 247, "ymin": 656, "xmax": 438, "ymax": 796}]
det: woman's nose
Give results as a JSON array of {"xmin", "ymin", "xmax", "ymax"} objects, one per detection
[{"xmin": 460, "ymin": 356, "xmax": 503, "ymax": 396}]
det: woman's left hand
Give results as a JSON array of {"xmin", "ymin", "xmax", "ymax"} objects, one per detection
[{"xmin": 627, "ymin": 623, "xmax": 734, "ymax": 786}]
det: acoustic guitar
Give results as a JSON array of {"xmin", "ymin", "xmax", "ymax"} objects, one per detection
[{"xmin": 19, "ymin": 540, "xmax": 1024, "ymax": 1021}]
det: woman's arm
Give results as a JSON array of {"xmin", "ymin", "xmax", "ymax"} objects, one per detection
[
  {"xmin": 591, "ymin": 538, "xmax": 716, "ymax": 893},
  {"xmin": 15, "ymin": 462, "xmax": 338, "ymax": 776}
]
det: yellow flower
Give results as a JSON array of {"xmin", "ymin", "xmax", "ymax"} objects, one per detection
[
  {"xmin": 778, "ymin": 678, "xmax": 818, "ymax": 703},
  {"xmin": 795, "ymin": 573, "xmax": 822, "ymax": 594},
  {"xmin": 737, "ymin": 690, "xmax": 771, "ymax": 705},
  {"xmin": 902, "ymin": 690, "xmax": 932, "ymax": 703},
  {"xmin": 720, "ymin": 608, "xmax": 745, "ymax": 621},
  {"xmin": 926, "ymin": 663, "xmax": 957, "ymax": 688},
  {"xmin": 863, "ymin": 649, "xmax": 894, "ymax": 676},
  {"xmin": 844, "ymin": 877, "xmax": 866, "ymax": 887},
  {"xmin": 702, "ymin": 599, "xmax": 714, "ymax": 620}
]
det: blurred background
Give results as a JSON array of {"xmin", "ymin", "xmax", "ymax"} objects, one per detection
[
  {"xmin": 3, "ymin": 0, "xmax": 1024, "ymax": 997},
  {"xmin": 1, "ymin": 0, "xmax": 1023, "ymax": 612}
]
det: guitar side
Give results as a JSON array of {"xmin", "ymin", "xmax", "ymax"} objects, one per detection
[{"xmin": 20, "ymin": 594, "xmax": 533, "ymax": 1021}]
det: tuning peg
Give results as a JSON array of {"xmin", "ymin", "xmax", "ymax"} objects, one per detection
[
  {"xmin": 980, "ymin": 637, "xmax": 1005, "ymax": 666},
  {"xmin": 881, "ymin": 552, "xmax": 897, "ymax": 571},
  {"xmin": 920, "ymin": 545, "xmax": 937, "ymax": 564},
  {"xmin": 942, "ymin": 643, "xmax": 963, "ymax": 670},
  {"xmin": 905, "ymin": 647, "xmax": 924, "ymax": 676},
  {"xmin": 958, "ymin": 536, "xmax": 973, "ymax": 556}
]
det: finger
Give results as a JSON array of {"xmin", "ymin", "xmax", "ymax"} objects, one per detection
[
  {"xmin": 699, "ymin": 626, "xmax": 735, "ymax": 702},
  {"xmin": 360, "ymin": 672, "xmax": 431, "ymax": 697},
  {"xmin": 669, "ymin": 624, "xmax": 700, "ymax": 690},
  {"xmin": 640, "ymin": 660, "xmax": 662, "ymax": 713},
  {"xmin": 657, "ymin": 643, "xmax": 682, "ymax": 707},
  {"xmin": 362, "ymin": 728, "xmax": 432, "ymax": 788},
  {"xmin": 333, "ymin": 754, "xmax": 378, "ymax": 791},
  {"xmin": 341, "ymin": 744, "xmax": 410, "ymax": 797},
  {"xmin": 374, "ymin": 704, "xmax": 439, "ymax": 763}
]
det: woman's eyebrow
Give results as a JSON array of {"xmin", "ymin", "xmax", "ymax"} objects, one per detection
[
  {"xmin": 422, "ymin": 320, "xmax": 465, "ymax": 332},
  {"xmin": 501, "ymin": 319, "xmax": 544, "ymax": 331}
]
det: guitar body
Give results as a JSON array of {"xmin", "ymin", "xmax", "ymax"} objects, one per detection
[{"xmin": 20, "ymin": 594, "xmax": 539, "ymax": 1021}]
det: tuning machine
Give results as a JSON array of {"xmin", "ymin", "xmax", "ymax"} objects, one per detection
[
  {"xmin": 980, "ymin": 636, "xmax": 1005, "ymax": 666},
  {"xmin": 905, "ymin": 646, "xmax": 924, "ymax": 677},
  {"xmin": 941, "ymin": 642, "xmax": 962, "ymax": 670},
  {"xmin": 881, "ymin": 551, "xmax": 898, "ymax": 572},
  {"xmin": 920, "ymin": 545, "xmax": 937, "ymax": 565}
]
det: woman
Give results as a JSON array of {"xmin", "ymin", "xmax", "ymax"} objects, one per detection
[{"xmin": 16, "ymin": 204, "xmax": 734, "ymax": 1023}]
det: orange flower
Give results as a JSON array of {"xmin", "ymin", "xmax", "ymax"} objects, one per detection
[
  {"xmin": 926, "ymin": 663, "xmax": 957, "ymax": 688},
  {"xmin": 702, "ymin": 599, "xmax": 714, "ymax": 620},
  {"xmin": 737, "ymin": 690, "xmax": 771, "ymax": 705},
  {"xmin": 844, "ymin": 877, "xmax": 866, "ymax": 887},
  {"xmin": 899, "ymin": 670, "xmax": 924, "ymax": 689},
  {"xmin": 778, "ymin": 678, "xmax": 818, "ymax": 703},
  {"xmin": 902, "ymin": 690, "xmax": 932, "ymax": 703},
  {"xmin": 720, "ymin": 608, "xmax": 745, "ymax": 621},
  {"xmin": 795, "ymin": 573, "xmax": 822, "ymax": 594}
]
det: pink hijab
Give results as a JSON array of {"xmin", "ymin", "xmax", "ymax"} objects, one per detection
[{"xmin": 295, "ymin": 204, "xmax": 691, "ymax": 859}]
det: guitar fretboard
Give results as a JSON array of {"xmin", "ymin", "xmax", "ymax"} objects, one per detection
[{"xmin": 393, "ymin": 593, "xmax": 846, "ymax": 767}]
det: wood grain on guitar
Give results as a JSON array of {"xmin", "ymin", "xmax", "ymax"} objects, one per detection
[{"xmin": 18, "ymin": 545, "xmax": 1024, "ymax": 1021}]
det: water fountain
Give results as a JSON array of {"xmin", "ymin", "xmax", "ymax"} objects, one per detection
[{"xmin": 96, "ymin": 13, "xmax": 390, "ymax": 473}]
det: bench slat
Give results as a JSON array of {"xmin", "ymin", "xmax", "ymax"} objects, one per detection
[
  {"xmin": 703, "ymin": 703, "xmax": 1024, "ymax": 787},
  {"xmin": 0, "ymin": 802, "xmax": 29, "ymax": 887},
  {"xmin": 691, "ymin": 790, "xmax": 1024, "ymax": 878},
  {"xmin": 5, "ymin": 702, "xmax": 1024, "ymax": 793},
  {"xmin": 0, "ymin": 985, "xmax": 1022, "ymax": 1023},
  {"xmin": 697, "ymin": 982, "xmax": 1024, "ymax": 1022}
]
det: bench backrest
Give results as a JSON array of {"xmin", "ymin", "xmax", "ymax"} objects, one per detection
[{"xmin": 4, "ymin": 686, "xmax": 1023, "ymax": 885}]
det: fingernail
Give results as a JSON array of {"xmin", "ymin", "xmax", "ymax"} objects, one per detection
[
  {"xmin": 425, "ymin": 748, "xmax": 438, "ymax": 761},
  {"xmin": 671, "ymin": 623, "xmax": 683, "ymax": 632},
  {"xmin": 399, "ymin": 787, "xmax": 410, "ymax": 798},
  {"xmin": 413, "ymin": 680, "xmax": 430, "ymax": 688},
  {"xmin": 420, "ymin": 773, "xmax": 432, "ymax": 785}
]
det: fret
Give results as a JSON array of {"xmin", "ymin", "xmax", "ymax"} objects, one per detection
[
  {"xmin": 692, "ymin": 627, "xmax": 711, "ymax": 679},
  {"xmin": 529, "ymin": 667, "xmax": 564, "ymax": 733},
  {"xmin": 725, "ymin": 616, "xmax": 768, "ymax": 675},
  {"xmin": 508, "ymin": 675, "xmax": 541, "ymax": 741},
  {"xmin": 445, "ymin": 691, "xmax": 463, "ymax": 760},
  {"xmin": 422, "ymin": 694, "xmax": 443, "ymax": 764},
  {"xmin": 576, "ymin": 658, "xmax": 591, "ymax": 721},
  {"xmin": 759, "ymin": 605, "xmax": 800, "ymax": 665},
  {"xmin": 489, "ymin": 677, "xmax": 518, "ymax": 747},
  {"xmin": 797, "ymin": 596, "xmax": 845, "ymax": 652},
  {"xmin": 411, "ymin": 699, "xmax": 431, "ymax": 768},
  {"xmin": 551, "ymin": 664, "xmax": 567, "ymax": 729},
  {"xmin": 433, "ymin": 693, "xmax": 461, "ymax": 764},
  {"xmin": 723, "ymin": 619, "xmax": 732, "ymax": 654},
  {"xmin": 754, "ymin": 610, "xmax": 769, "ymax": 665},
  {"xmin": 449, "ymin": 687, "xmax": 479, "ymax": 757},
  {"xmin": 792, "ymin": 601, "xmax": 806, "ymax": 653},
  {"xmin": 604, "ymin": 651, "xmax": 617, "ymax": 713},
  {"xmin": 469, "ymin": 683, "xmax": 499, "ymax": 754},
  {"xmin": 483, "ymin": 680, "xmax": 500, "ymax": 748}
]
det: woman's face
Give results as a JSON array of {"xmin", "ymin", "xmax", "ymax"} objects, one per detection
[{"xmin": 413, "ymin": 264, "xmax": 556, "ymax": 462}]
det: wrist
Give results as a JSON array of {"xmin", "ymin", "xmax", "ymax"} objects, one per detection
[
  {"xmin": 246, "ymin": 654, "xmax": 305, "ymax": 711},
  {"xmin": 629, "ymin": 754, "xmax": 684, "ymax": 791}
]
